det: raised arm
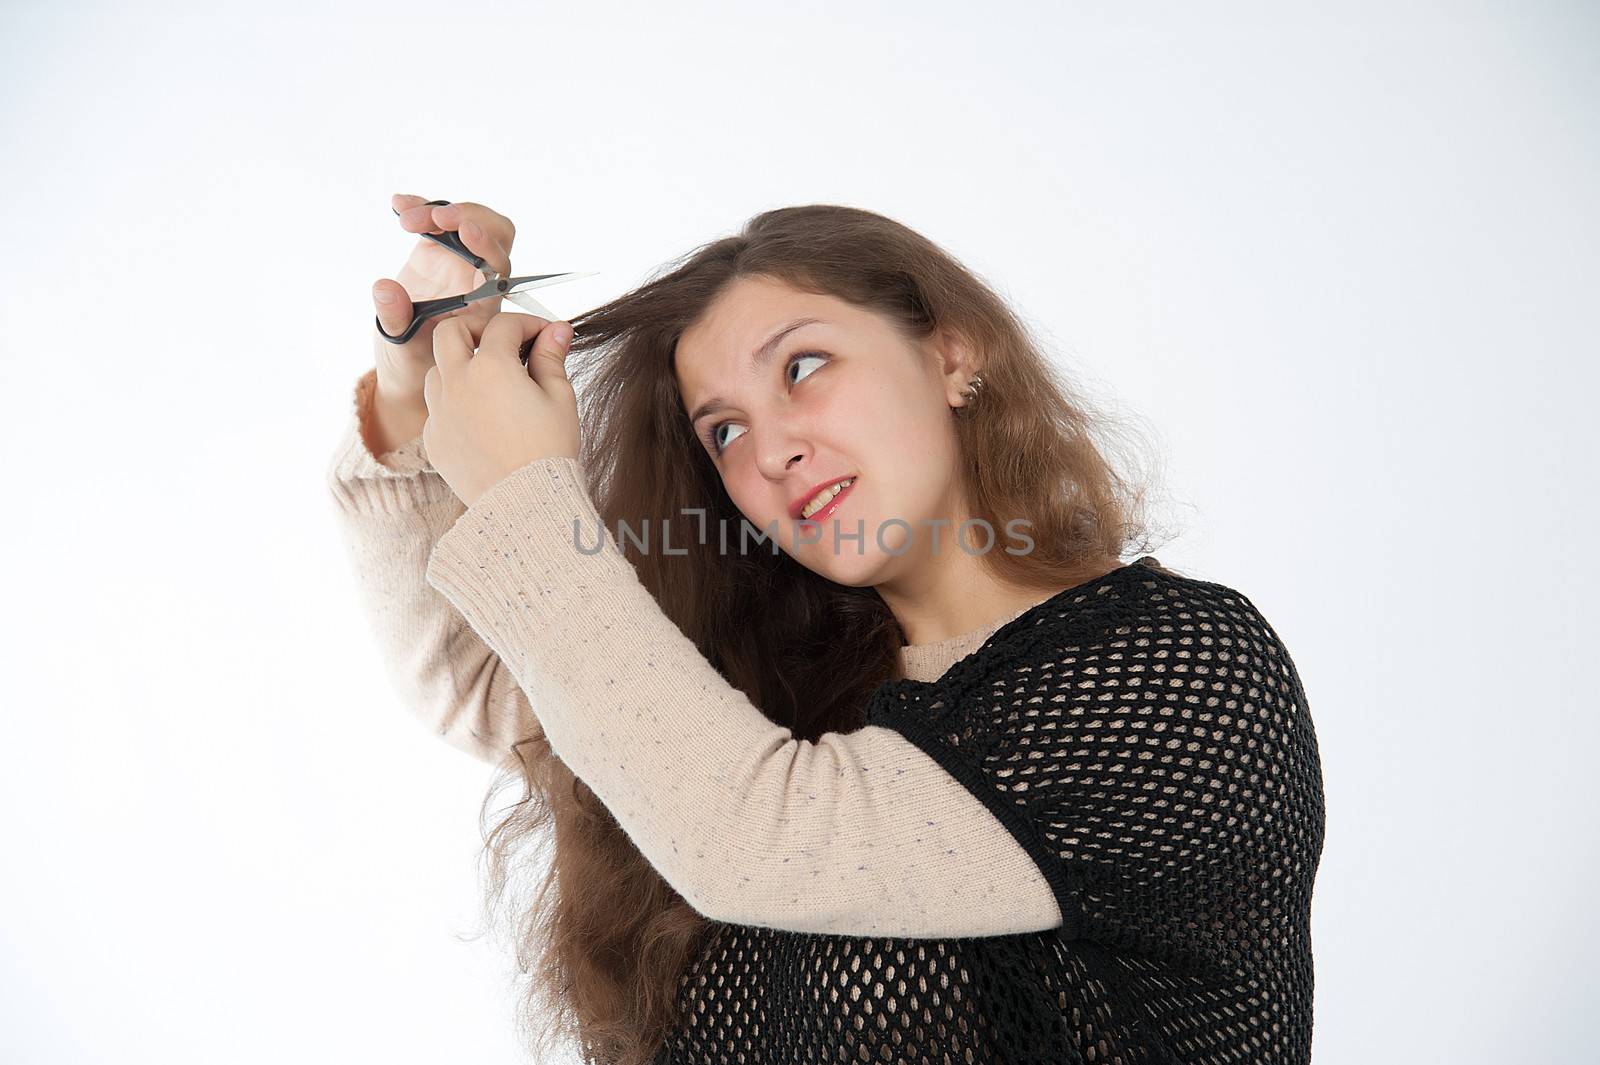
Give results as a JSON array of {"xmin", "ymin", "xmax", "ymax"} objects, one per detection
[
  {"xmin": 422, "ymin": 454, "xmax": 1063, "ymax": 938},
  {"xmin": 327, "ymin": 368, "xmax": 544, "ymax": 767}
]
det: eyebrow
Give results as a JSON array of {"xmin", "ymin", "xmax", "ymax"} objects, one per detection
[{"xmin": 687, "ymin": 316, "xmax": 825, "ymax": 426}]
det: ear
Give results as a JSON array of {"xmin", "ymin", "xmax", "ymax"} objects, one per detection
[{"xmin": 931, "ymin": 326, "xmax": 982, "ymax": 409}]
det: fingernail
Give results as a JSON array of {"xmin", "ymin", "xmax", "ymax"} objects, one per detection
[
  {"xmin": 373, "ymin": 284, "xmax": 396, "ymax": 304},
  {"xmin": 553, "ymin": 322, "xmax": 573, "ymax": 344}
]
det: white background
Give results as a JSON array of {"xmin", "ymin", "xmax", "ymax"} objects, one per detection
[{"xmin": 2, "ymin": 1, "xmax": 1595, "ymax": 1061}]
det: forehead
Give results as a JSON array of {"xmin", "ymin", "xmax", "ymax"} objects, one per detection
[{"xmin": 676, "ymin": 276, "xmax": 848, "ymax": 385}]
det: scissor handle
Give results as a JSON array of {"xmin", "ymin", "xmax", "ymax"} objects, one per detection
[
  {"xmin": 375, "ymin": 293, "xmax": 472, "ymax": 344},
  {"xmin": 374, "ymin": 199, "xmax": 489, "ymax": 345},
  {"xmin": 396, "ymin": 199, "xmax": 489, "ymax": 272}
]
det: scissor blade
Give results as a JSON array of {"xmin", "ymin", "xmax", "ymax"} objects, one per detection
[
  {"xmin": 506, "ymin": 290, "xmax": 557, "ymax": 320},
  {"xmin": 504, "ymin": 270, "xmax": 600, "ymax": 293}
]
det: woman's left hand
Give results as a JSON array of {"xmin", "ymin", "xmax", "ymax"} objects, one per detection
[{"xmin": 422, "ymin": 311, "xmax": 580, "ymax": 508}]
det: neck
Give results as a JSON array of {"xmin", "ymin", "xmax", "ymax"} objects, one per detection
[{"xmin": 878, "ymin": 552, "xmax": 1126, "ymax": 647}]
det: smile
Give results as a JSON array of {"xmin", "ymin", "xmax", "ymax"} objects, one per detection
[{"xmin": 799, "ymin": 477, "xmax": 856, "ymax": 522}]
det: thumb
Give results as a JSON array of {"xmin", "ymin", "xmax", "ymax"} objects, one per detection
[
  {"xmin": 523, "ymin": 320, "xmax": 574, "ymax": 387},
  {"xmin": 372, "ymin": 279, "xmax": 417, "ymax": 341}
]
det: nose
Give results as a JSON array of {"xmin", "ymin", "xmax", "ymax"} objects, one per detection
[{"xmin": 754, "ymin": 419, "xmax": 811, "ymax": 480}]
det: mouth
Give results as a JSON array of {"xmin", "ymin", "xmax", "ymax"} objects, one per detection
[{"xmin": 795, "ymin": 476, "xmax": 857, "ymax": 523}]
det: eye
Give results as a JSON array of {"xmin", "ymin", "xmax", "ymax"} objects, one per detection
[
  {"xmin": 787, "ymin": 350, "xmax": 826, "ymax": 386},
  {"xmin": 702, "ymin": 350, "xmax": 829, "ymax": 455}
]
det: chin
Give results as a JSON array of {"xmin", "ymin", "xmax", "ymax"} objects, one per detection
[{"xmin": 787, "ymin": 530, "xmax": 889, "ymax": 588}]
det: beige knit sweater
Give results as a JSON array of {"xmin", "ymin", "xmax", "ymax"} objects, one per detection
[{"xmin": 327, "ymin": 367, "xmax": 1062, "ymax": 938}]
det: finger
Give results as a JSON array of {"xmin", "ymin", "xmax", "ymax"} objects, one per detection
[
  {"xmin": 371, "ymin": 278, "xmax": 416, "ymax": 339},
  {"xmin": 523, "ymin": 317, "xmax": 575, "ymax": 390},
  {"xmin": 423, "ymin": 365, "xmax": 440, "ymax": 411},
  {"xmin": 396, "ymin": 199, "xmax": 448, "ymax": 234},
  {"xmin": 429, "ymin": 200, "xmax": 517, "ymax": 253},
  {"xmin": 454, "ymin": 217, "xmax": 512, "ymax": 280},
  {"xmin": 394, "ymin": 200, "xmax": 515, "ymax": 279},
  {"xmin": 432, "ymin": 316, "xmax": 474, "ymax": 379},
  {"xmin": 477, "ymin": 311, "xmax": 552, "ymax": 372}
]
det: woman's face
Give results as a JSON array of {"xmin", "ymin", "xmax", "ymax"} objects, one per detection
[{"xmin": 674, "ymin": 274, "xmax": 976, "ymax": 586}]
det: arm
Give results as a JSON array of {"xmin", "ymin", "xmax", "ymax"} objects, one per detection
[
  {"xmin": 326, "ymin": 368, "xmax": 544, "ymax": 767},
  {"xmin": 422, "ymin": 455, "xmax": 1062, "ymax": 938}
]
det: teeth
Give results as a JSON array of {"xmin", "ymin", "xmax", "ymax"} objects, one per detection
[{"xmin": 801, "ymin": 477, "xmax": 855, "ymax": 519}]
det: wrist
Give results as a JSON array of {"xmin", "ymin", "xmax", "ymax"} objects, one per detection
[
  {"xmin": 367, "ymin": 374, "xmax": 430, "ymax": 455},
  {"xmin": 374, "ymin": 364, "xmax": 429, "ymax": 404}
]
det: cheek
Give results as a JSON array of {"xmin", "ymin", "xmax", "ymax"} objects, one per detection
[
  {"xmin": 833, "ymin": 376, "xmax": 944, "ymax": 466},
  {"xmin": 858, "ymin": 391, "xmax": 963, "ymax": 510},
  {"xmin": 722, "ymin": 464, "xmax": 773, "ymax": 523}
]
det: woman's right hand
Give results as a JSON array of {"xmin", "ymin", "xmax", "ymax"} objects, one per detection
[{"xmin": 371, "ymin": 194, "xmax": 518, "ymax": 400}]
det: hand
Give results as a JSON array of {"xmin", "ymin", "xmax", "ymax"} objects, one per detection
[
  {"xmin": 371, "ymin": 195, "xmax": 518, "ymax": 397},
  {"xmin": 422, "ymin": 311, "xmax": 581, "ymax": 508}
]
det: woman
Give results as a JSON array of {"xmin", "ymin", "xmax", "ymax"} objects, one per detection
[{"xmin": 328, "ymin": 197, "xmax": 1326, "ymax": 1065}]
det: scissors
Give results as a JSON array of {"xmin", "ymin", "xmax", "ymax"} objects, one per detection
[{"xmin": 375, "ymin": 198, "xmax": 597, "ymax": 346}]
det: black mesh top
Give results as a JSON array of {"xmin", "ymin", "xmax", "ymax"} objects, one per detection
[{"xmin": 652, "ymin": 556, "xmax": 1326, "ymax": 1065}]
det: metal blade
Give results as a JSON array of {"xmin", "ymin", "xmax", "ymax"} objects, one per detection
[
  {"xmin": 504, "ymin": 270, "xmax": 600, "ymax": 292},
  {"xmin": 505, "ymin": 290, "xmax": 557, "ymax": 320}
]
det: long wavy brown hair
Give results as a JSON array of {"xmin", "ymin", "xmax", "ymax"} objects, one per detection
[{"xmin": 462, "ymin": 203, "xmax": 1177, "ymax": 1064}]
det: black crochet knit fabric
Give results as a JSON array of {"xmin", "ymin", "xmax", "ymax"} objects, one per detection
[{"xmin": 652, "ymin": 556, "xmax": 1326, "ymax": 1065}]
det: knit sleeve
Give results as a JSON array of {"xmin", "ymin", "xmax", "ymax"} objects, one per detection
[
  {"xmin": 325, "ymin": 368, "xmax": 546, "ymax": 768},
  {"xmin": 421, "ymin": 456, "xmax": 1063, "ymax": 938}
]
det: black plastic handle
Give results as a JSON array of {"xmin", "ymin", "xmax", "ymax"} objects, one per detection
[
  {"xmin": 375, "ymin": 293, "xmax": 469, "ymax": 344},
  {"xmin": 374, "ymin": 198, "xmax": 490, "ymax": 346},
  {"xmin": 396, "ymin": 199, "xmax": 488, "ymax": 272}
]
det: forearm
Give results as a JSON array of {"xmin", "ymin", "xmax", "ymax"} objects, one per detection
[
  {"xmin": 422, "ymin": 456, "xmax": 1062, "ymax": 936},
  {"xmin": 328, "ymin": 368, "xmax": 543, "ymax": 766}
]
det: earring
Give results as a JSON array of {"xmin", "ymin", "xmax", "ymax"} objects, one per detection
[{"xmin": 956, "ymin": 372, "xmax": 985, "ymax": 411}]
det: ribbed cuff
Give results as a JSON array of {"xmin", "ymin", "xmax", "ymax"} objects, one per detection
[{"xmin": 326, "ymin": 367, "xmax": 457, "ymax": 516}]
